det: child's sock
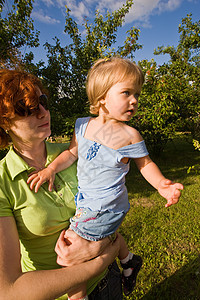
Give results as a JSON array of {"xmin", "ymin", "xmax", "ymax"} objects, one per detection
[
  {"xmin": 120, "ymin": 252, "xmax": 134, "ymax": 277},
  {"xmin": 68, "ymin": 296, "xmax": 88, "ymax": 300},
  {"xmin": 120, "ymin": 252, "xmax": 133, "ymax": 264}
]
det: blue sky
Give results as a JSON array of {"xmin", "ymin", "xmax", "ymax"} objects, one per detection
[{"xmin": 17, "ymin": 0, "xmax": 200, "ymax": 65}]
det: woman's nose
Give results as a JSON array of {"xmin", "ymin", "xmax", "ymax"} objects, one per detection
[{"xmin": 37, "ymin": 103, "xmax": 49, "ymax": 117}]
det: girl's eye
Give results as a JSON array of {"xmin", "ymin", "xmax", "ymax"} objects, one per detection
[{"xmin": 123, "ymin": 91, "xmax": 130, "ymax": 96}]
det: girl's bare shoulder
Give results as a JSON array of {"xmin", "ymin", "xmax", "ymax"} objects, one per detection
[{"xmin": 122, "ymin": 124, "xmax": 143, "ymax": 144}]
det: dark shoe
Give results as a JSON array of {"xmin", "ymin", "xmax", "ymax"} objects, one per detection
[{"xmin": 121, "ymin": 254, "xmax": 142, "ymax": 296}]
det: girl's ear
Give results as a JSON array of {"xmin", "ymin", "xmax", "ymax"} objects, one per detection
[{"xmin": 99, "ymin": 98, "xmax": 106, "ymax": 105}]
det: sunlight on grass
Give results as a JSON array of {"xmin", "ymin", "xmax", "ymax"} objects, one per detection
[{"xmin": 120, "ymin": 135, "xmax": 200, "ymax": 299}]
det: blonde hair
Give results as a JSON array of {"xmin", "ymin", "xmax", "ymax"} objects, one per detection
[{"xmin": 86, "ymin": 57, "xmax": 144, "ymax": 115}]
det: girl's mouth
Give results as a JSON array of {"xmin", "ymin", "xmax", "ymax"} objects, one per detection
[{"xmin": 127, "ymin": 109, "xmax": 134, "ymax": 115}]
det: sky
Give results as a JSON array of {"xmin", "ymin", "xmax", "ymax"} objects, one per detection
[{"xmin": 8, "ymin": 0, "xmax": 200, "ymax": 65}]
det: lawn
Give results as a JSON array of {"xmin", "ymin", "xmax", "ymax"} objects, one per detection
[
  {"xmin": 120, "ymin": 134, "xmax": 200, "ymax": 299},
  {"xmin": 1, "ymin": 134, "xmax": 199, "ymax": 299}
]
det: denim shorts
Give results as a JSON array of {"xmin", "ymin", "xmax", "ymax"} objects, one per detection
[{"xmin": 69, "ymin": 207, "xmax": 126, "ymax": 241}]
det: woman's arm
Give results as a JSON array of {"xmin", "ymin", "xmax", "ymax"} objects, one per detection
[
  {"xmin": 55, "ymin": 229, "xmax": 114, "ymax": 266},
  {"xmin": 0, "ymin": 217, "xmax": 119, "ymax": 300}
]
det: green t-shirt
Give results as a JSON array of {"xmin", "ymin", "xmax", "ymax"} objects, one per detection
[{"xmin": 0, "ymin": 141, "xmax": 106, "ymax": 299}]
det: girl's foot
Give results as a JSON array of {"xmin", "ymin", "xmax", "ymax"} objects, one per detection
[{"xmin": 121, "ymin": 254, "xmax": 142, "ymax": 295}]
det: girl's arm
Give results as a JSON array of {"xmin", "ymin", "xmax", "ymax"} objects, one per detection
[
  {"xmin": 134, "ymin": 156, "xmax": 184, "ymax": 207},
  {"xmin": 27, "ymin": 131, "xmax": 78, "ymax": 192},
  {"xmin": 49, "ymin": 130, "xmax": 78, "ymax": 173},
  {"xmin": 0, "ymin": 216, "xmax": 119, "ymax": 300}
]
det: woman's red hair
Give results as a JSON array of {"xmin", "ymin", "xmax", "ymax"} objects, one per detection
[{"xmin": 0, "ymin": 69, "xmax": 47, "ymax": 149}]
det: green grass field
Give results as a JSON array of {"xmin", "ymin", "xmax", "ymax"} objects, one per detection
[
  {"xmin": 120, "ymin": 135, "xmax": 200, "ymax": 299},
  {"xmin": 1, "ymin": 134, "xmax": 198, "ymax": 299}
]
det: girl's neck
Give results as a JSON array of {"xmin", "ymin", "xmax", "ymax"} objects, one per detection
[
  {"xmin": 86, "ymin": 116, "xmax": 129, "ymax": 150},
  {"xmin": 96, "ymin": 112, "xmax": 121, "ymax": 125}
]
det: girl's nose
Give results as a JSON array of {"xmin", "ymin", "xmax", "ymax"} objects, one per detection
[{"xmin": 129, "ymin": 96, "xmax": 138, "ymax": 105}]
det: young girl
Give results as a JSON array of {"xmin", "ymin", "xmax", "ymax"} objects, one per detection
[{"xmin": 28, "ymin": 57, "xmax": 183, "ymax": 299}]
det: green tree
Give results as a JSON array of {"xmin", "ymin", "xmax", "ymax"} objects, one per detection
[
  {"xmin": 154, "ymin": 14, "xmax": 200, "ymax": 140},
  {"xmin": 41, "ymin": 0, "xmax": 142, "ymax": 136},
  {"xmin": 0, "ymin": 0, "xmax": 39, "ymax": 67},
  {"xmin": 187, "ymin": 139, "xmax": 200, "ymax": 174},
  {"xmin": 129, "ymin": 59, "xmax": 178, "ymax": 155},
  {"xmin": 129, "ymin": 14, "xmax": 200, "ymax": 155}
]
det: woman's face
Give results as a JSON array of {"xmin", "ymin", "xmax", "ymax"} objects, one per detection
[{"xmin": 8, "ymin": 88, "xmax": 51, "ymax": 146}]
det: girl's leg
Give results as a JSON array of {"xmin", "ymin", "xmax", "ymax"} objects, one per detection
[
  {"xmin": 118, "ymin": 234, "xmax": 142, "ymax": 296},
  {"xmin": 118, "ymin": 233, "xmax": 129, "ymax": 260}
]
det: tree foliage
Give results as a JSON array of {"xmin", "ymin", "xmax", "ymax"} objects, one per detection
[
  {"xmin": 129, "ymin": 14, "xmax": 200, "ymax": 154},
  {"xmin": 0, "ymin": 1, "xmax": 199, "ymax": 156},
  {"xmin": 154, "ymin": 14, "xmax": 200, "ymax": 139},
  {"xmin": 40, "ymin": 0, "xmax": 142, "ymax": 136},
  {"xmin": 0, "ymin": 0, "xmax": 39, "ymax": 67},
  {"xmin": 40, "ymin": 9, "xmax": 199, "ymax": 155},
  {"xmin": 129, "ymin": 60, "xmax": 178, "ymax": 154}
]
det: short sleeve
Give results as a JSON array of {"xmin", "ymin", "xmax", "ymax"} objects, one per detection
[
  {"xmin": 75, "ymin": 117, "xmax": 91, "ymax": 140},
  {"xmin": 0, "ymin": 186, "xmax": 13, "ymax": 217},
  {"xmin": 118, "ymin": 140, "xmax": 149, "ymax": 159}
]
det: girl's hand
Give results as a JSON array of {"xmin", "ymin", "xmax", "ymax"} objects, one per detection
[
  {"xmin": 55, "ymin": 229, "xmax": 112, "ymax": 267},
  {"xmin": 27, "ymin": 167, "xmax": 55, "ymax": 193},
  {"xmin": 157, "ymin": 179, "xmax": 184, "ymax": 207}
]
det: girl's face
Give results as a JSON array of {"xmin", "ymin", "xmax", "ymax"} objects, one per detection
[
  {"xmin": 101, "ymin": 79, "xmax": 141, "ymax": 122},
  {"xmin": 8, "ymin": 89, "xmax": 51, "ymax": 146}
]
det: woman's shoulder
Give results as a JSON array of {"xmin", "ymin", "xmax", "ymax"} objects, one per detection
[
  {"xmin": 0, "ymin": 155, "xmax": 7, "ymax": 174},
  {"xmin": 0, "ymin": 148, "xmax": 12, "ymax": 174}
]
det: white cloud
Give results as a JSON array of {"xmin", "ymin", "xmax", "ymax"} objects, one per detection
[
  {"xmin": 158, "ymin": 0, "xmax": 182, "ymax": 12},
  {"xmin": 125, "ymin": 0, "xmax": 160, "ymax": 26},
  {"xmin": 39, "ymin": 0, "xmax": 67, "ymax": 8},
  {"xmin": 37, "ymin": 0, "xmax": 184, "ymax": 27},
  {"xmin": 95, "ymin": 0, "xmax": 182, "ymax": 26},
  {"xmin": 32, "ymin": 10, "xmax": 61, "ymax": 24},
  {"xmin": 64, "ymin": 0, "xmax": 90, "ymax": 21},
  {"xmin": 56, "ymin": 0, "xmax": 68, "ymax": 8},
  {"xmin": 43, "ymin": 0, "xmax": 90, "ymax": 22},
  {"xmin": 41, "ymin": 0, "xmax": 55, "ymax": 7}
]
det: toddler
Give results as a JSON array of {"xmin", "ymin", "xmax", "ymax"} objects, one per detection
[{"xmin": 28, "ymin": 57, "xmax": 183, "ymax": 299}]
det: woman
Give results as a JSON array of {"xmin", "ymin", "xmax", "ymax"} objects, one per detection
[{"xmin": 0, "ymin": 69, "xmax": 122, "ymax": 300}]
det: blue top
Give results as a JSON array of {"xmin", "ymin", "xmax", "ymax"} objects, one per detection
[{"xmin": 75, "ymin": 117, "xmax": 149, "ymax": 213}]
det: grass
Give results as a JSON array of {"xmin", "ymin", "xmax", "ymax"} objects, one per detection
[
  {"xmin": 1, "ymin": 134, "xmax": 198, "ymax": 299},
  {"xmin": 119, "ymin": 134, "xmax": 200, "ymax": 299}
]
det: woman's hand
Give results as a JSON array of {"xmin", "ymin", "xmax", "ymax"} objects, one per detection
[
  {"xmin": 27, "ymin": 166, "xmax": 55, "ymax": 193},
  {"xmin": 91, "ymin": 234, "xmax": 120, "ymax": 275},
  {"xmin": 55, "ymin": 229, "xmax": 112, "ymax": 267}
]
